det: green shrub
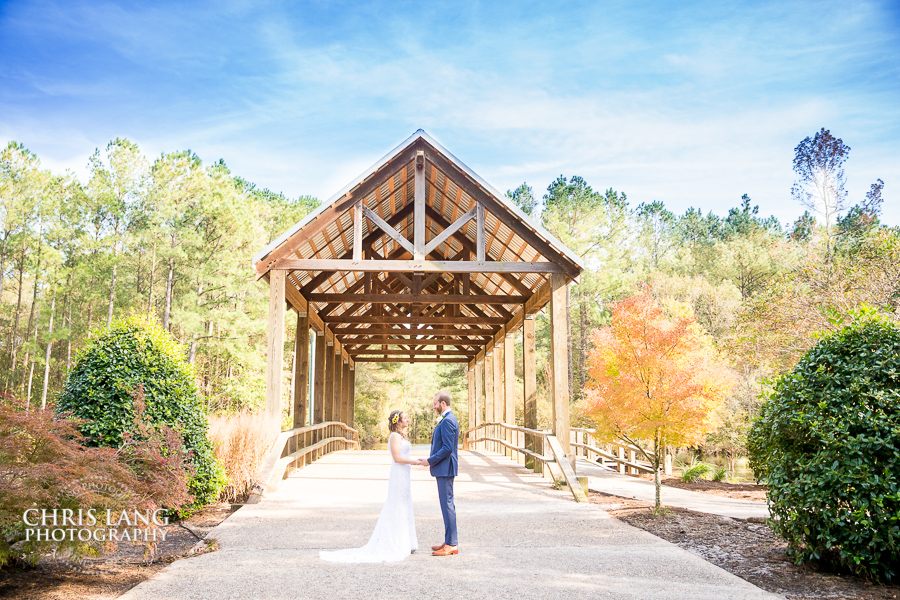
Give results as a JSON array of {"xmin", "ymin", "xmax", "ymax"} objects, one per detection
[
  {"xmin": 712, "ymin": 465, "xmax": 728, "ymax": 482},
  {"xmin": 679, "ymin": 459, "xmax": 713, "ymax": 482},
  {"xmin": 748, "ymin": 316, "xmax": 900, "ymax": 581},
  {"xmin": 57, "ymin": 315, "xmax": 225, "ymax": 512}
]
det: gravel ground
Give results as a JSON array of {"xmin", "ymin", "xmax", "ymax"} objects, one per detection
[{"xmin": 590, "ymin": 491, "xmax": 900, "ymax": 600}]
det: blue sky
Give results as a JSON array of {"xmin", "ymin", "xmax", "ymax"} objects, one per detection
[{"xmin": 1, "ymin": 0, "xmax": 898, "ymax": 226}]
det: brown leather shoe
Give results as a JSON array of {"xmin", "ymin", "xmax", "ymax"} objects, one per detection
[
  {"xmin": 431, "ymin": 543, "xmax": 446, "ymax": 551},
  {"xmin": 432, "ymin": 545, "xmax": 458, "ymax": 556}
]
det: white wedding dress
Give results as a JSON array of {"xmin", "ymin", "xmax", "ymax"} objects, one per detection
[{"xmin": 319, "ymin": 432, "xmax": 418, "ymax": 563}]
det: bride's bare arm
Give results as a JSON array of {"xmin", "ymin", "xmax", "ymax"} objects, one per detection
[{"xmin": 389, "ymin": 433, "xmax": 417, "ymax": 465}]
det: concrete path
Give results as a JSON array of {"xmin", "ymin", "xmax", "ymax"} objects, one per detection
[
  {"xmin": 576, "ymin": 460, "xmax": 770, "ymax": 520},
  {"xmin": 121, "ymin": 448, "xmax": 779, "ymax": 600}
]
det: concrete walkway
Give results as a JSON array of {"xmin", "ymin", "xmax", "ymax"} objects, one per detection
[
  {"xmin": 121, "ymin": 448, "xmax": 779, "ymax": 600},
  {"xmin": 576, "ymin": 460, "xmax": 770, "ymax": 520}
]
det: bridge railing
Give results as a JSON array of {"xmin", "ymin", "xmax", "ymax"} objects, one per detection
[
  {"xmin": 569, "ymin": 427, "xmax": 671, "ymax": 475},
  {"xmin": 250, "ymin": 421, "xmax": 360, "ymax": 502},
  {"xmin": 462, "ymin": 422, "xmax": 587, "ymax": 503}
]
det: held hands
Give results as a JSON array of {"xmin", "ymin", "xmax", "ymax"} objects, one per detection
[{"xmin": 416, "ymin": 458, "xmax": 429, "ymax": 467}]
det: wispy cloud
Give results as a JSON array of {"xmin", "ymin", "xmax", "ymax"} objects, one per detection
[{"xmin": 0, "ymin": 0, "xmax": 897, "ymax": 225}]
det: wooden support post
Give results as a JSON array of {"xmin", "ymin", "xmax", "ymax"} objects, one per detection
[
  {"xmin": 313, "ymin": 331, "xmax": 325, "ymax": 423},
  {"xmin": 475, "ymin": 202, "xmax": 485, "ymax": 262},
  {"xmin": 467, "ymin": 366, "xmax": 475, "ymax": 433},
  {"xmin": 324, "ymin": 342, "xmax": 335, "ymax": 421},
  {"xmin": 352, "ymin": 200, "xmax": 363, "ymax": 262},
  {"xmin": 549, "ymin": 273, "xmax": 572, "ymax": 466},
  {"xmin": 414, "ymin": 149, "xmax": 425, "ymax": 259},
  {"xmin": 474, "ymin": 361, "xmax": 483, "ymax": 448},
  {"xmin": 523, "ymin": 316, "xmax": 538, "ymax": 471},
  {"xmin": 348, "ymin": 365, "xmax": 356, "ymax": 428},
  {"xmin": 341, "ymin": 361, "xmax": 351, "ymax": 425},
  {"xmin": 333, "ymin": 345, "xmax": 343, "ymax": 422},
  {"xmin": 484, "ymin": 347, "xmax": 494, "ymax": 451},
  {"xmin": 293, "ymin": 312, "xmax": 309, "ymax": 428},
  {"xmin": 618, "ymin": 446, "xmax": 627, "ymax": 474},
  {"xmin": 492, "ymin": 344, "xmax": 503, "ymax": 454},
  {"xmin": 504, "ymin": 331, "xmax": 515, "ymax": 459},
  {"xmin": 266, "ymin": 270, "xmax": 285, "ymax": 433}
]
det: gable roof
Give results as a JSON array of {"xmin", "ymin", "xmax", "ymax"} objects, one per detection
[{"xmin": 252, "ymin": 129, "xmax": 583, "ymax": 273}]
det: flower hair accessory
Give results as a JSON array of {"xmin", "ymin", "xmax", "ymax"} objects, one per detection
[{"xmin": 391, "ymin": 413, "xmax": 400, "ymax": 424}]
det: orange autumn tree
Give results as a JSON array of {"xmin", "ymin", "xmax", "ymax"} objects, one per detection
[{"xmin": 581, "ymin": 289, "xmax": 735, "ymax": 509}]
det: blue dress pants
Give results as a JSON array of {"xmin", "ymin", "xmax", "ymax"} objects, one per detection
[{"xmin": 436, "ymin": 476, "xmax": 458, "ymax": 546}]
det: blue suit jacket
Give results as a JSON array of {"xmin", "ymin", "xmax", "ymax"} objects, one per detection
[{"xmin": 427, "ymin": 410, "xmax": 459, "ymax": 478}]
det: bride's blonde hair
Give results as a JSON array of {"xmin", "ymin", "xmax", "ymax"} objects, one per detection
[{"xmin": 388, "ymin": 410, "xmax": 406, "ymax": 437}]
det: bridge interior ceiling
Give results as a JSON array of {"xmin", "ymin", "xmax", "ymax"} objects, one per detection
[{"xmin": 260, "ymin": 139, "xmax": 581, "ymax": 364}]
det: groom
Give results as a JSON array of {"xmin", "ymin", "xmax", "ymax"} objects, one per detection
[{"xmin": 417, "ymin": 391, "xmax": 459, "ymax": 556}]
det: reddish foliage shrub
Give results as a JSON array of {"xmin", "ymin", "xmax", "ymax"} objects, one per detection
[{"xmin": 0, "ymin": 391, "xmax": 191, "ymax": 569}]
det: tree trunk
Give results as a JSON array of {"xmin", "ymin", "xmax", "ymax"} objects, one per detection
[
  {"xmin": 7, "ymin": 235, "xmax": 28, "ymax": 392},
  {"xmin": 107, "ymin": 238, "xmax": 118, "ymax": 327},
  {"xmin": 577, "ymin": 289, "xmax": 589, "ymax": 400},
  {"xmin": 187, "ymin": 282, "xmax": 203, "ymax": 364},
  {"xmin": 40, "ymin": 292, "xmax": 56, "ymax": 410},
  {"xmin": 24, "ymin": 303, "xmax": 40, "ymax": 407},
  {"xmin": 66, "ymin": 298, "xmax": 73, "ymax": 372},
  {"xmin": 653, "ymin": 431, "xmax": 663, "ymax": 511},
  {"xmin": 147, "ymin": 238, "xmax": 157, "ymax": 314},
  {"xmin": 163, "ymin": 256, "xmax": 174, "ymax": 330},
  {"xmin": 0, "ymin": 232, "xmax": 9, "ymax": 307},
  {"xmin": 20, "ymin": 251, "xmax": 42, "ymax": 393}
]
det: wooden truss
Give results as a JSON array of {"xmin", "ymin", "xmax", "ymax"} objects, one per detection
[{"xmin": 254, "ymin": 130, "xmax": 583, "ymax": 457}]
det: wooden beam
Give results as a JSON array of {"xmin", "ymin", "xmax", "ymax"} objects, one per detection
[
  {"xmin": 256, "ymin": 145, "xmax": 417, "ymax": 276},
  {"xmin": 493, "ymin": 340, "xmax": 503, "ymax": 453},
  {"xmin": 424, "ymin": 205, "xmax": 532, "ymax": 296},
  {"xmin": 313, "ymin": 331, "xmax": 325, "ymax": 424},
  {"xmin": 266, "ymin": 270, "xmax": 286, "ymax": 433},
  {"xmin": 347, "ymin": 349, "xmax": 476, "ymax": 356},
  {"xmin": 292, "ymin": 312, "xmax": 309, "ymax": 428},
  {"xmin": 549, "ymin": 272, "xmax": 571, "ymax": 461},
  {"xmin": 324, "ymin": 342, "xmax": 335, "ymax": 421},
  {"xmin": 467, "ymin": 365, "xmax": 475, "ymax": 433},
  {"xmin": 274, "ymin": 260, "xmax": 565, "ymax": 274},
  {"xmin": 352, "ymin": 357, "xmax": 470, "ymax": 363},
  {"xmin": 322, "ymin": 316, "xmax": 506, "ymax": 325},
  {"xmin": 341, "ymin": 361, "xmax": 351, "ymax": 425},
  {"xmin": 352, "ymin": 200, "xmax": 362, "ymax": 262},
  {"xmin": 338, "ymin": 330, "xmax": 494, "ymax": 339},
  {"xmin": 363, "ymin": 205, "xmax": 414, "ymax": 255},
  {"xmin": 474, "ymin": 360, "xmax": 483, "ymax": 436},
  {"xmin": 307, "ymin": 293, "xmax": 525, "ymax": 305},
  {"xmin": 341, "ymin": 337, "xmax": 482, "ymax": 347},
  {"xmin": 299, "ymin": 202, "xmax": 415, "ymax": 295},
  {"xmin": 523, "ymin": 315, "xmax": 538, "ymax": 471},
  {"xmin": 484, "ymin": 343, "xmax": 494, "ymax": 451},
  {"xmin": 348, "ymin": 366, "xmax": 356, "ymax": 429},
  {"xmin": 504, "ymin": 329, "xmax": 516, "ymax": 457},
  {"xmin": 333, "ymin": 349, "xmax": 343, "ymax": 424},
  {"xmin": 425, "ymin": 205, "xmax": 477, "ymax": 256},
  {"xmin": 414, "ymin": 149, "xmax": 426, "ymax": 259},
  {"xmin": 424, "ymin": 145, "xmax": 580, "ymax": 276},
  {"xmin": 333, "ymin": 325, "xmax": 498, "ymax": 335},
  {"xmin": 476, "ymin": 202, "xmax": 485, "ymax": 262}
]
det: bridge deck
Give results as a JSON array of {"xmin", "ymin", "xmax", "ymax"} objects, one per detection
[{"xmin": 122, "ymin": 448, "xmax": 778, "ymax": 600}]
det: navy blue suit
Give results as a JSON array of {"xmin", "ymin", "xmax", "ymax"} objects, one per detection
[{"xmin": 427, "ymin": 409, "xmax": 459, "ymax": 546}]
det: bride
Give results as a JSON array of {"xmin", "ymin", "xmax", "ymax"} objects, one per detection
[{"xmin": 319, "ymin": 410, "xmax": 419, "ymax": 563}]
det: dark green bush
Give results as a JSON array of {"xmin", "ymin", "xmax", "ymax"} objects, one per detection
[
  {"xmin": 749, "ymin": 316, "xmax": 900, "ymax": 581},
  {"xmin": 57, "ymin": 315, "xmax": 225, "ymax": 512}
]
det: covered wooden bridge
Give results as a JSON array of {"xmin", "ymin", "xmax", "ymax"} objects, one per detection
[{"xmin": 250, "ymin": 130, "xmax": 589, "ymax": 498}]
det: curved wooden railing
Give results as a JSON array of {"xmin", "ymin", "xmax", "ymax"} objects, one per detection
[
  {"xmin": 249, "ymin": 421, "xmax": 360, "ymax": 502},
  {"xmin": 569, "ymin": 427, "xmax": 674, "ymax": 475},
  {"xmin": 463, "ymin": 422, "xmax": 587, "ymax": 503}
]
